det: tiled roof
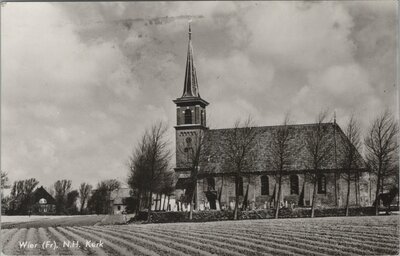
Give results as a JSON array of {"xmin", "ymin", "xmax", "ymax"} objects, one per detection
[
  {"xmin": 110, "ymin": 188, "xmax": 131, "ymax": 201},
  {"xmin": 199, "ymin": 122, "xmax": 366, "ymax": 175},
  {"xmin": 33, "ymin": 186, "xmax": 56, "ymax": 204}
]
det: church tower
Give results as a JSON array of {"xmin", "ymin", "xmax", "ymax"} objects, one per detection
[{"xmin": 173, "ymin": 23, "xmax": 209, "ymax": 171}]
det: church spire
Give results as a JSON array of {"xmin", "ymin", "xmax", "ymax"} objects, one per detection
[{"xmin": 182, "ymin": 22, "xmax": 199, "ymax": 98}]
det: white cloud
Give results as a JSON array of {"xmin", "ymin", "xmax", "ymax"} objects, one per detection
[{"xmin": 1, "ymin": 2, "xmax": 396, "ymax": 188}]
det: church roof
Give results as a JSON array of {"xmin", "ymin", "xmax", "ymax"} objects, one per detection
[{"xmin": 199, "ymin": 122, "xmax": 366, "ymax": 175}]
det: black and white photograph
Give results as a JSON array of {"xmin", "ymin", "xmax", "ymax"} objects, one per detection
[{"xmin": 1, "ymin": 1, "xmax": 399, "ymax": 255}]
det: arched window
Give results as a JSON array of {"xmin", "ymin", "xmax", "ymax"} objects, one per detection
[
  {"xmin": 318, "ymin": 174, "xmax": 326, "ymax": 194},
  {"xmin": 184, "ymin": 109, "xmax": 192, "ymax": 124},
  {"xmin": 238, "ymin": 177, "xmax": 244, "ymax": 196},
  {"xmin": 261, "ymin": 175, "xmax": 269, "ymax": 195},
  {"xmin": 207, "ymin": 177, "xmax": 215, "ymax": 191},
  {"xmin": 290, "ymin": 175, "xmax": 299, "ymax": 195}
]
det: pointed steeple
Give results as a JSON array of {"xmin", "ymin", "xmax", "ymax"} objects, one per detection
[
  {"xmin": 182, "ymin": 22, "xmax": 199, "ymax": 98},
  {"xmin": 173, "ymin": 22, "xmax": 208, "ymax": 108}
]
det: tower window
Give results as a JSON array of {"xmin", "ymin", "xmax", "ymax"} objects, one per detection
[
  {"xmin": 317, "ymin": 174, "xmax": 326, "ymax": 194},
  {"xmin": 201, "ymin": 110, "xmax": 205, "ymax": 126},
  {"xmin": 184, "ymin": 109, "xmax": 192, "ymax": 124},
  {"xmin": 261, "ymin": 175, "xmax": 269, "ymax": 195},
  {"xmin": 290, "ymin": 175, "xmax": 299, "ymax": 195}
]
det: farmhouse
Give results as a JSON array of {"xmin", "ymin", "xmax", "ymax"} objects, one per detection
[
  {"xmin": 31, "ymin": 186, "xmax": 56, "ymax": 214},
  {"xmin": 109, "ymin": 187, "xmax": 131, "ymax": 214},
  {"xmin": 173, "ymin": 25, "xmax": 372, "ymax": 210}
]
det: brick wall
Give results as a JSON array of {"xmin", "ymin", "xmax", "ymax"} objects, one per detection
[{"xmin": 193, "ymin": 172, "xmax": 373, "ymax": 209}]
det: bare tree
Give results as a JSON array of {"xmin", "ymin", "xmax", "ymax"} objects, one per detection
[
  {"xmin": 365, "ymin": 110, "xmax": 398, "ymax": 215},
  {"xmin": 9, "ymin": 178, "xmax": 39, "ymax": 214},
  {"xmin": 222, "ymin": 116, "xmax": 260, "ymax": 220},
  {"xmin": 304, "ymin": 111, "xmax": 334, "ymax": 218},
  {"xmin": 145, "ymin": 122, "xmax": 172, "ymax": 221},
  {"xmin": 66, "ymin": 190, "xmax": 79, "ymax": 214},
  {"xmin": 176, "ymin": 130, "xmax": 208, "ymax": 219},
  {"xmin": 127, "ymin": 121, "xmax": 172, "ymax": 222},
  {"xmin": 128, "ymin": 132, "xmax": 151, "ymax": 214},
  {"xmin": 340, "ymin": 115, "xmax": 362, "ymax": 216},
  {"xmin": 54, "ymin": 179, "xmax": 72, "ymax": 214},
  {"xmin": 267, "ymin": 115, "xmax": 294, "ymax": 219},
  {"xmin": 1, "ymin": 171, "xmax": 10, "ymax": 190},
  {"xmin": 79, "ymin": 182, "xmax": 92, "ymax": 214}
]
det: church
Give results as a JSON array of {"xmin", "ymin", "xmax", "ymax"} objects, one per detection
[{"xmin": 173, "ymin": 25, "xmax": 371, "ymax": 211}]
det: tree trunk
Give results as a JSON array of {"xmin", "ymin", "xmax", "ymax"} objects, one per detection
[
  {"xmin": 155, "ymin": 193, "xmax": 160, "ymax": 211},
  {"xmin": 189, "ymin": 193, "xmax": 194, "ymax": 220},
  {"xmin": 167, "ymin": 195, "xmax": 170, "ymax": 211},
  {"xmin": 136, "ymin": 191, "xmax": 142, "ymax": 215},
  {"xmin": 162, "ymin": 194, "xmax": 166, "ymax": 211},
  {"xmin": 218, "ymin": 177, "xmax": 224, "ymax": 207},
  {"xmin": 158, "ymin": 194, "xmax": 163, "ymax": 211},
  {"xmin": 189, "ymin": 182, "xmax": 196, "ymax": 220},
  {"xmin": 80, "ymin": 200, "xmax": 85, "ymax": 215},
  {"xmin": 234, "ymin": 175, "xmax": 239, "ymax": 220},
  {"xmin": 147, "ymin": 191, "xmax": 153, "ymax": 222},
  {"xmin": 355, "ymin": 172, "xmax": 359, "ymax": 205},
  {"xmin": 274, "ymin": 174, "xmax": 282, "ymax": 219},
  {"xmin": 311, "ymin": 178, "xmax": 317, "ymax": 218},
  {"xmin": 375, "ymin": 170, "xmax": 381, "ymax": 216},
  {"xmin": 334, "ymin": 172, "xmax": 338, "ymax": 207},
  {"xmin": 242, "ymin": 184, "xmax": 249, "ymax": 210},
  {"xmin": 345, "ymin": 173, "xmax": 351, "ymax": 217}
]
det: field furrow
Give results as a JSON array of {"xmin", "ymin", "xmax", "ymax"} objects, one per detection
[
  {"xmin": 222, "ymin": 224, "xmax": 398, "ymax": 254},
  {"xmin": 38, "ymin": 227, "xmax": 56, "ymax": 255},
  {"xmin": 106, "ymin": 226, "xmax": 216, "ymax": 256},
  {"xmin": 2, "ymin": 228, "xmax": 27, "ymax": 256},
  {"xmin": 57, "ymin": 226, "xmax": 108, "ymax": 256},
  {"xmin": 223, "ymin": 226, "xmax": 394, "ymax": 255},
  {"xmin": 1, "ymin": 228, "xmax": 18, "ymax": 250},
  {"xmin": 136, "ymin": 227, "xmax": 263, "ymax": 256},
  {"xmin": 150, "ymin": 227, "xmax": 310, "ymax": 256},
  {"xmin": 72, "ymin": 226, "xmax": 158, "ymax": 256},
  {"xmin": 155, "ymin": 226, "xmax": 335, "ymax": 256},
  {"xmin": 116, "ymin": 226, "xmax": 246, "ymax": 256},
  {"xmin": 22, "ymin": 228, "xmax": 48, "ymax": 255},
  {"xmin": 48, "ymin": 226, "xmax": 86, "ymax": 255},
  {"xmin": 88, "ymin": 225, "xmax": 199, "ymax": 256},
  {"xmin": 1, "ymin": 215, "xmax": 398, "ymax": 255},
  {"xmin": 169, "ymin": 226, "xmax": 352, "ymax": 256}
]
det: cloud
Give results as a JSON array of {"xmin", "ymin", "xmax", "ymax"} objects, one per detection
[
  {"xmin": 240, "ymin": 2, "xmax": 355, "ymax": 70},
  {"xmin": 2, "ymin": 2, "xmax": 397, "ymax": 189}
]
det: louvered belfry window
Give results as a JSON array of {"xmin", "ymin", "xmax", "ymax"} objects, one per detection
[{"xmin": 184, "ymin": 109, "xmax": 192, "ymax": 124}]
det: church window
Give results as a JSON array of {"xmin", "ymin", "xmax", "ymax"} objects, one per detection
[
  {"xmin": 238, "ymin": 177, "xmax": 244, "ymax": 196},
  {"xmin": 318, "ymin": 174, "xmax": 326, "ymax": 194},
  {"xmin": 261, "ymin": 175, "xmax": 269, "ymax": 195},
  {"xmin": 184, "ymin": 109, "xmax": 192, "ymax": 124},
  {"xmin": 290, "ymin": 175, "xmax": 299, "ymax": 195},
  {"xmin": 207, "ymin": 177, "xmax": 215, "ymax": 191}
]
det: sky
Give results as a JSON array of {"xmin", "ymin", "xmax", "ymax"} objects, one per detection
[{"xmin": 1, "ymin": 1, "xmax": 398, "ymax": 189}]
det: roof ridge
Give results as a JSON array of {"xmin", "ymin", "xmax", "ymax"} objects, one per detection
[{"xmin": 208, "ymin": 122, "xmax": 336, "ymax": 131}]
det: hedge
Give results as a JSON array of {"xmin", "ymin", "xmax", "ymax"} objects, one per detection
[{"xmin": 134, "ymin": 206, "xmax": 388, "ymax": 223}]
